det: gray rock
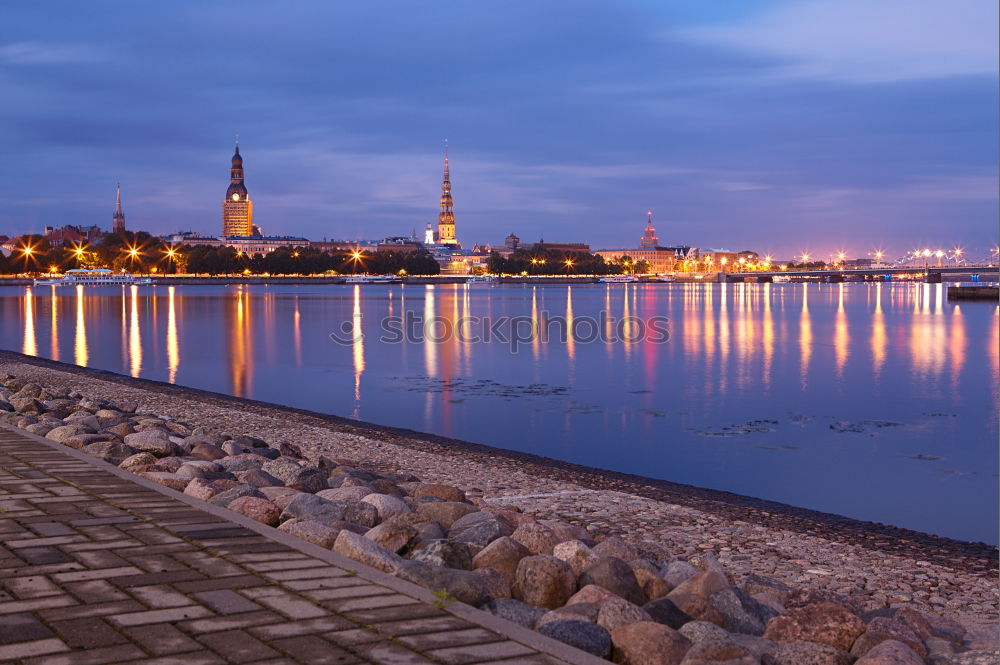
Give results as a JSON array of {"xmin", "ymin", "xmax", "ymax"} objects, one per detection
[
  {"xmin": 579, "ymin": 556, "xmax": 645, "ymax": 606},
  {"xmin": 481, "ymin": 598, "xmax": 546, "ymax": 629},
  {"xmin": 82, "ymin": 441, "xmax": 138, "ymax": 465},
  {"xmin": 394, "ymin": 559, "xmax": 493, "ymax": 606},
  {"xmin": 364, "ymin": 522, "xmax": 417, "ymax": 554},
  {"xmin": 237, "ymin": 468, "xmax": 285, "ymax": 487},
  {"xmin": 537, "ymin": 619, "xmax": 612, "ymax": 659},
  {"xmin": 448, "ymin": 511, "xmax": 515, "ymax": 547},
  {"xmin": 45, "ymin": 424, "xmax": 86, "ymax": 443},
  {"xmin": 665, "ymin": 560, "xmax": 700, "ymax": 588},
  {"xmin": 416, "ymin": 501, "xmax": 478, "ymax": 529},
  {"xmin": 681, "ymin": 640, "xmax": 756, "ymax": 665},
  {"xmin": 360, "ymin": 493, "xmax": 410, "ymax": 521},
  {"xmin": 279, "ymin": 493, "xmax": 349, "ymax": 524},
  {"xmin": 592, "ymin": 536, "xmax": 639, "ymax": 562},
  {"xmin": 644, "ymin": 597, "xmax": 695, "ymax": 629},
  {"xmin": 341, "ymin": 500, "xmax": 380, "ymax": 528},
  {"xmin": 854, "ymin": 639, "xmax": 924, "ymax": 665},
  {"xmin": 208, "ymin": 485, "xmax": 266, "ymax": 508},
  {"xmin": 333, "ymin": 530, "xmax": 404, "ymax": 574},
  {"xmin": 410, "ymin": 539, "xmax": 474, "ymax": 570},
  {"xmin": 597, "ymin": 597, "xmax": 654, "ymax": 632},
  {"xmin": 536, "ymin": 603, "xmax": 601, "ymax": 628},
  {"xmin": 513, "ymin": 555, "xmax": 576, "ymax": 610},
  {"xmin": 216, "ymin": 457, "xmax": 264, "ymax": 473},
  {"xmin": 262, "ymin": 458, "xmax": 326, "ymax": 493},
  {"xmin": 679, "ymin": 620, "xmax": 733, "ymax": 645},
  {"xmin": 472, "ymin": 536, "xmax": 531, "ymax": 585},
  {"xmin": 709, "ymin": 587, "xmax": 766, "ymax": 635}
]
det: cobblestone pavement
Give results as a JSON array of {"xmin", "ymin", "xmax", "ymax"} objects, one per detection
[{"xmin": 0, "ymin": 427, "xmax": 606, "ymax": 665}]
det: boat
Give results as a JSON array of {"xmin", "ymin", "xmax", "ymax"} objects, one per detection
[
  {"xmin": 33, "ymin": 269, "xmax": 152, "ymax": 286},
  {"xmin": 645, "ymin": 275, "xmax": 675, "ymax": 283},
  {"xmin": 466, "ymin": 275, "xmax": 497, "ymax": 284},
  {"xmin": 342, "ymin": 275, "xmax": 401, "ymax": 284},
  {"xmin": 599, "ymin": 275, "xmax": 638, "ymax": 283},
  {"xmin": 771, "ymin": 275, "xmax": 792, "ymax": 283}
]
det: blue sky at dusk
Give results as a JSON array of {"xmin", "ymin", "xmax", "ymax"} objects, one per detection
[{"xmin": 0, "ymin": 1, "xmax": 996, "ymax": 259}]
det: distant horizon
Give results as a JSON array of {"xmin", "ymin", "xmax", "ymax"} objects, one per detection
[{"xmin": 1, "ymin": 1, "xmax": 996, "ymax": 259}]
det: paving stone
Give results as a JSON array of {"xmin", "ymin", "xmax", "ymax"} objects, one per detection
[
  {"xmin": 197, "ymin": 629, "xmax": 280, "ymax": 663},
  {"xmin": 120, "ymin": 624, "xmax": 203, "ymax": 655},
  {"xmin": 0, "ymin": 613, "xmax": 56, "ymax": 644},
  {"xmin": 192, "ymin": 590, "xmax": 262, "ymax": 615},
  {"xmin": 268, "ymin": 635, "xmax": 362, "ymax": 664}
]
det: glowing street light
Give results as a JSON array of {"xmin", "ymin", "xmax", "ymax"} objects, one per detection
[{"xmin": 800, "ymin": 253, "xmax": 810, "ymax": 264}]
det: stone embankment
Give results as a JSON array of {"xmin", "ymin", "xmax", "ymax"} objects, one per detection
[{"xmin": 0, "ymin": 365, "xmax": 997, "ymax": 665}]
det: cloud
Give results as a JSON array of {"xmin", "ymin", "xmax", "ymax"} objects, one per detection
[
  {"xmin": 0, "ymin": 41, "xmax": 104, "ymax": 65},
  {"xmin": 678, "ymin": 0, "xmax": 998, "ymax": 83}
]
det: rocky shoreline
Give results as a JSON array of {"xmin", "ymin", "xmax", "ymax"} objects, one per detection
[{"xmin": 0, "ymin": 354, "xmax": 997, "ymax": 665}]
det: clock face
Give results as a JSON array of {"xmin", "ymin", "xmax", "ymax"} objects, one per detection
[{"xmin": 232, "ymin": 193, "xmax": 239, "ymax": 201}]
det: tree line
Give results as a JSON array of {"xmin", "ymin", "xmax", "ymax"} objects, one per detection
[{"xmin": 486, "ymin": 246, "xmax": 645, "ymax": 275}]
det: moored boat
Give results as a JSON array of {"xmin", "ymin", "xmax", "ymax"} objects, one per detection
[{"xmin": 33, "ymin": 269, "xmax": 152, "ymax": 286}]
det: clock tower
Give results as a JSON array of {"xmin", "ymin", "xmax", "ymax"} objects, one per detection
[{"xmin": 222, "ymin": 141, "xmax": 253, "ymax": 237}]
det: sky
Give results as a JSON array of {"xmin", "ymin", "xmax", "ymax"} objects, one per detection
[{"xmin": 0, "ymin": 0, "xmax": 997, "ymax": 260}]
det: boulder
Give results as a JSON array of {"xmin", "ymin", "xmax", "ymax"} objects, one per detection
[
  {"xmin": 184, "ymin": 478, "xmax": 222, "ymax": 501},
  {"xmin": 413, "ymin": 483, "xmax": 466, "ymax": 503},
  {"xmin": 394, "ymin": 559, "xmax": 493, "ymax": 606},
  {"xmin": 318, "ymin": 486, "xmax": 374, "ymax": 502},
  {"xmin": 10, "ymin": 396, "xmax": 44, "ymax": 413},
  {"xmin": 364, "ymin": 522, "xmax": 417, "ymax": 554},
  {"xmin": 209, "ymin": 485, "xmax": 266, "ymax": 508},
  {"xmin": 262, "ymin": 458, "xmax": 326, "ymax": 493},
  {"xmin": 679, "ymin": 621, "xmax": 733, "ymax": 646},
  {"xmin": 481, "ymin": 598, "xmax": 545, "ymax": 629},
  {"xmin": 537, "ymin": 603, "xmax": 601, "ymax": 628},
  {"xmin": 448, "ymin": 511, "xmax": 515, "ymax": 547},
  {"xmin": 764, "ymin": 602, "xmax": 864, "ymax": 652},
  {"xmin": 853, "ymin": 640, "xmax": 924, "ymax": 665},
  {"xmin": 611, "ymin": 621, "xmax": 692, "ymax": 665},
  {"xmin": 708, "ymin": 587, "xmax": 768, "ymax": 635},
  {"xmin": 139, "ymin": 472, "xmax": 190, "ymax": 492},
  {"xmin": 410, "ymin": 539, "xmax": 474, "ymax": 570},
  {"xmin": 784, "ymin": 589, "xmax": 863, "ymax": 615},
  {"xmin": 743, "ymin": 574, "xmax": 794, "ymax": 604},
  {"xmin": 361, "ymin": 493, "xmax": 410, "ymax": 522},
  {"xmin": 644, "ymin": 597, "xmax": 696, "ymax": 629},
  {"xmin": 472, "ymin": 536, "xmax": 531, "ymax": 585},
  {"xmin": 850, "ymin": 617, "xmax": 927, "ymax": 660},
  {"xmin": 119, "ymin": 452, "xmax": 158, "ymax": 472},
  {"xmin": 568, "ymin": 584, "xmax": 622, "ymax": 607},
  {"xmin": 279, "ymin": 493, "xmax": 349, "ymax": 523},
  {"xmin": 259, "ymin": 486, "xmax": 300, "ymax": 503},
  {"xmin": 236, "ymin": 469, "xmax": 284, "ymax": 487},
  {"xmin": 553, "ymin": 540, "xmax": 599, "ymax": 576},
  {"xmin": 661, "ymin": 594, "xmax": 723, "ymax": 627},
  {"xmin": 216, "ymin": 457, "xmax": 263, "ymax": 473},
  {"xmin": 579, "ymin": 557, "xmax": 645, "ymax": 606},
  {"xmin": 331, "ymin": 521, "xmax": 369, "ymax": 535},
  {"xmin": 124, "ymin": 430, "xmax": 177, "ymax": 457},
  {"xmin": 45, "ymin": 424, "xmax": 86, "ymax": 443},
  {"xmin": 761, "ymin": 640, "xmax": 853, "ymax": 665},
  {"xmin": 513, "ymin": 555, "xmax": 576, "ymax": 609},
  {"xmin": 664, "ymin": 561, "xmax": 700, "ymax": 588},
  {"xmin": 278, "ymin": 519, "xmax": 340, "ymax": 549},
  {"xmin": 593, "ymin": 536, "xmax": 639, "ymax": 562},
  {"xmin": 228, "ymin": 496, "xmax": 280, "ymax": 526},
  {"xmin": 475, "ymin": 567, "xmax": 511, "ymax": 600},
  {"xmin": 510, "ymin": 522, "xmax": 559, "ymax": 555},
  {"xmin": 680, "ymin": 641, "xmax": 756, "ymax": 665},
  {"xmin": 416, "ymin": 501, "xmax": 478, "ymax": 529},
  {"xmin": 631, "ymin": 559, "xmax": 672, "ymax": 601},
  {"xmin": 82, "ymin": 441, "xmax": 138, "ymax": 465},
  {"xmin": 538, "ymin": 619, "xmax": 612, "ymax": 659},
  {"xmin": 332, "ymin": 530, "xmax": 403, "ymax": 574},
  {"xmin": 670, "ymin": 571, "xmax": 729, "ymax": 600},
  {"xmin": 598, "ymin": 597, "xmax": 654, "ymax": 632}
]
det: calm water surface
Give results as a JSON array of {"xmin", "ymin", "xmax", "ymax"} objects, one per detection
[{"xmin": 2, "ymin": 282, "xmax": 997, "ymax": 543}]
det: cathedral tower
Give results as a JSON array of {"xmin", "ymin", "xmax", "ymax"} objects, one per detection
[
  {"xmin": 112, "ymin": 183, "xmax": 126, "ymax": 234},
  {"xmin": 436, "ymin": 141, "xmax": 457, "ymax": 246},
  {"xmin": 222, "ymin": 141, "xmax": 253, "ymax": 237}
]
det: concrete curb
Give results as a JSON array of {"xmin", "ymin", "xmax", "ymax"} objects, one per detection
[{"xmin": 2, "ymin": 422, "xmax": 613, "ymax": 665}]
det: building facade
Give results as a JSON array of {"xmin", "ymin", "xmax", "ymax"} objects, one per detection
[
  {"xmin": 222, "ymin": 144, "xmax": 253, "ymax": 237},
  {"xmin": 225, "ymin": 236, "xmax": 309, "ymax": 255},
  {"xmin": 638, "ymin": 211, "xmax": 659, "ymax": 248},
  {"xmin": 113, "ymin": 184, "xmax": 126, "ymax": 234}
]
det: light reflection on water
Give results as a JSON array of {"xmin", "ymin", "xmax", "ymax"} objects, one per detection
[{"xmin": 2, "ymin": 282, "xmax": 997, "ymax": 543}]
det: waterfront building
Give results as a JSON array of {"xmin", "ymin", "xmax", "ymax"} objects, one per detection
[
  {"xmin": 113, "ymin": 184, "xmax": 126, "ymax": 234},
  {"xmin": 436, "ymin": 142, "xmax": 457, "ymax": 247},
  {"xmin": 377, "ymin": 236, "xmax": 424, "ymax": 254},
  {"xmin": 699, "ymin": 248, "xmax": 738, "ymax": 270},
  {"xmin": 595, "ymin": 213, "xmax": 691, "ymax": 273},
  {"xmin": 222, "ymin": 143, "xmax": 253, "ymax": 237},
  {"xmin": 225, "ymin": 235, "xmax": 309, "ymax": 255},
  {"xmin": 43, "ymin": 224, "xmax": 104, "ymax": 248}
]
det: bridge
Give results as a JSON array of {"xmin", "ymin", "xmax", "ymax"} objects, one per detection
[{"xmin": 716, "ymin": 264, "xmax": 999, "ymax": 283}]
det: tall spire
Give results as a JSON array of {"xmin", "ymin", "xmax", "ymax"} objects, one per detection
[
  {"xmin": 113, "ymin": 183, "xmax": 126, "ymax": 234},
  {"xmin": 639, "ymin": 210, "xmax": 660, "ymax": 249},
  {"xmin": 436, "ymin": 139, "xmax": 457, "ymax": 246}
]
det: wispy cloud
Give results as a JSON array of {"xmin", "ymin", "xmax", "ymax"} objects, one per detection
[
  {"xmin": 677, "ymin": 0, "xmax": 998, "ymax": 83},
  {"xmin": 0, "ymin": 41, "xmax": 104, "ymax": 65}
]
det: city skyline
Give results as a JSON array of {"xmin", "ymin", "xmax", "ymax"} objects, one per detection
[{"xmin": 0, "ymin": 1, "xmax": 996, "ymax": 258}]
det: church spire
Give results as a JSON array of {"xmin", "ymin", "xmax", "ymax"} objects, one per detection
[
  {"xmin": 436, "ymin": 139, "xmax": 457, "ymax": 246},
  {"xmin": 113, "ymin": 183, "xmax": 126, "ymax": 234}
]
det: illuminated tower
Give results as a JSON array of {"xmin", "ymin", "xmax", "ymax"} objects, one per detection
[
  {"xmin": 222, "ymin": 140, "xmax": 253, "ymax": 237},
  {"xmin": 112, "ymin": 183, "xmax": 126, "ymax": 234},
  {"xmin": 436, "ymin": 141, "xmax": 457, "ymax": 246},
  {"xmin": 639, "ymin": 210, "xmax": 660, "ymax": 248}
]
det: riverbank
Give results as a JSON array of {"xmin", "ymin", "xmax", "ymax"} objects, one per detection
[{"xmin": 0, "ymin": 351, "xmax": 996, "ymax": 638}]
